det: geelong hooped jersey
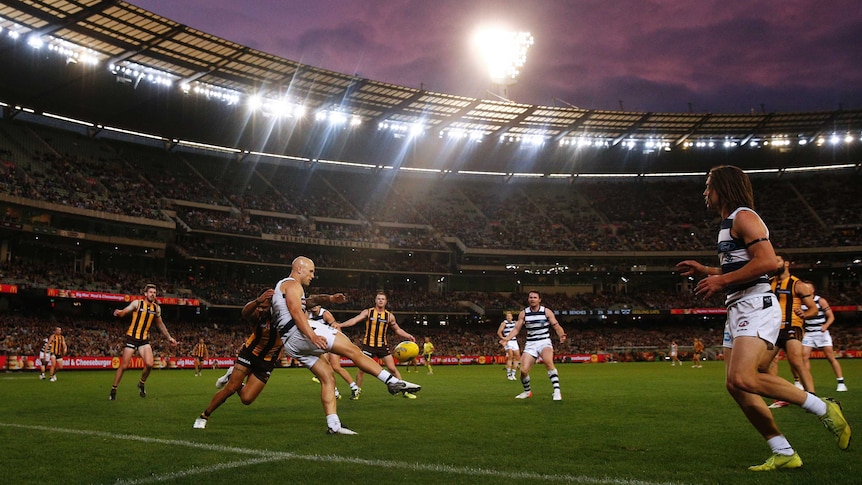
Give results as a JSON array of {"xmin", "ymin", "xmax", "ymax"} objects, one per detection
[
  {"xmin": 523, "ymin": 306, "xmax": 551, "ymax": 342},
  {"xmin": 308, "ymin": 307, "xmax": 327, "ymax": 324},
  {"xmin": 127, "ymin": 300, "xmax": 158, "ymax": 340},
  {"xmin": 501, "ymin": 319, "xmax": 516, "ymax": 338},
  {"xmin": 718, "ymin": 207, "xmax": 771, "ymax": 302},
  {"xmin": 802, "ymin": 295, "xmax": 827, "ymax": 332},
  {"xmin": 41, "ymin": 338, "xmax": 50, "ymax": 354},
  {"xmin": 272, "ymin": 277, "xmax": 306, "ymax": 338}
]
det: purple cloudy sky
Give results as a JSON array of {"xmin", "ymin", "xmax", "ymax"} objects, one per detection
[{"xmin": 132, "ymin": 0, "xmax": 862, "ymax": 113}]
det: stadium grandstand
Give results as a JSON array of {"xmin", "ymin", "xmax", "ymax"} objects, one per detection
[{"xmin": 1, "ymin": 0, "xmax": 861, "ymax": 363}]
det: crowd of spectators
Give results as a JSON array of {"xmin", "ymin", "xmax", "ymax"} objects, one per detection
[{"xmin": 3, "ymin": 117, "xmax": 862, "ymax": 255}]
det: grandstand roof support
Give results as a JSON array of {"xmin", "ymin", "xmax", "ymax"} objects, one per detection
[
  {"xmin": 432, "ymin": 98, "xmax": 484, "ymax": 135},
  {"xmin": 490, "ymin": 105, "xmax": 539, "ymax": 139},
  {"xmin": 106, "ymin": 23, "xmax": 188, "ymax": 68},
  {"xmin": 179, "ymin": 46, "xmax": 251, "ymax": 87},
  {"xmin": 673, "ymin": 113, "xmax": 713, "ymax": 146},
  {"xmin": 740, "ymin": 113, "xmax": 775, "ymax": 146},
  {"xmin": 3, "ymin": 0, "xmax": 118, "ymax": 38},
  {"xmin": 611, "ymin": 112, "xmax": 652, "ymax": 146},
  {"xmin": 370, "ymin": 88, "xmax": 427, "ymax": 126},
  {"xmin": 808, "ymin": 109, "xmax": 844, "ymax": 144},
  {"xmin": 551, "ymin": 111, "xmax": 593, "ymax": 144}
]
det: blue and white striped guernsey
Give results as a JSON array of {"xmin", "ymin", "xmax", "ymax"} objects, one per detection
[
  {"xmin": 802, "ymin": 296, "xmax": 827, "ymax": 332},
  {"xmin": 523, "ymin": 306, "xmax": 551, "ymax": 342},
  {"xmin": 717, "ymin": 207, "xmax": 771, "ymax": 304},
  {"xmin": 501, "ymin": 319, "xmax": 516, "ymax": 338}
]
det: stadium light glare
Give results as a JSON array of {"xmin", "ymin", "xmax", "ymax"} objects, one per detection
[
  {"xmin": 27, "ymin": 35, "xmax": 43, "ymax": 49},
  {"xmin": 474, "ymin": 28, "xmax": 534, "ymax": 85}
]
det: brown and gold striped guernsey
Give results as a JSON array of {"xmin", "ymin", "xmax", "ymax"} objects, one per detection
[
  {"xmin": 362, "ymin": 308, "xmax": 390, "ymax": 348},
  {"xmin": 126, "ymin": 300, "xmax": 158, "ymax": 340}
]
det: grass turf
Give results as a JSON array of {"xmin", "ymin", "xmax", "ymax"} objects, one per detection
[{"xmin": 1, "ymin": 359, "xmax": 857, "ymax": 484}]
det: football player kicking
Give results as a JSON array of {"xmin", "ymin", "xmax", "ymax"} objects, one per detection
[{"xmin": 272, "ymin": 256, "xmax": 421, "ymax": 435}]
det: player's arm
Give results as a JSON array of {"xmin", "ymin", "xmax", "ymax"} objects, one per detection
[
  {"xmin": 501, "ymin": 311, "xmax": 525, "ymax": 344},
  {"xmin": 339, "ymin": 309, "xmax": 368, "ymax": 329},
  {"xmin": 496, "ymin": 321, "xmax": 507, "ymax": 339},
  {"xmin": 675, "ymin": 259, "xmax": 712, "ymax": 278},
  {"xmin": 547, "ymin": 308, "xmax": 567, "ymax": 342},
  {"xmin": 694, "ymin": 210, "xmax": 775, "ymax": 299},
  {"xmin": 285, "ymin": 281, "xmax": 327, "ymax": 349},
  {"xmin": 113, "ymin": 299, "xmax": 140, "ymax": 318},
  {"xmin": 60, "ymin": 336, "xmax": 67, "ymax": 355},
  {"xmin": 322, "ymin": 310, "xmax": 340, "ymax": 329},
  {"xmin": 819, "ymin": 296, "xmax": 835, "ymax": 331},
  {"xmin": 795, "ymin": 282, "xmax": 818, "ymax": 319},
  {"xmin": 390, "ymin": 315, "xmax": 415, "ymax": 342},
  {"xmin": 242, "ymin": 289, "xmax": 274, "ymax": 321},
  {"xmin": 306, "ymin": 293, "xmax": 347, "ymax": 307},
  {"xmin": 152, "ymin": 305, "xmax": 178, "ymax": 346}
]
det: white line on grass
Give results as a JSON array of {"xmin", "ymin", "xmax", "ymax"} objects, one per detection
[{"xmin": 1, "ymin": 423, "xmax": 689, "ymax": 485}]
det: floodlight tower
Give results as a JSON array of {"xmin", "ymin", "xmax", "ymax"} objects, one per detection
[{"xmin": 474, "ymin": 28, "xmax": 534, "ymax": 100}]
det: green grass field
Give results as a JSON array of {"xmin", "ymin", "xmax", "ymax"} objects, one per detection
[{"xmin": 1, "ymin": 360, "xmax": 857, "ymax": 484}]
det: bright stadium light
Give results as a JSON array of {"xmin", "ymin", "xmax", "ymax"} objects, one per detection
[{"xmin": 473, "ymin": 27, "xmax": 534, "ymax": 96}]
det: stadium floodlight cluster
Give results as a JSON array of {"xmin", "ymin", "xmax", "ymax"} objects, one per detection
[
  {"xmin": 440, "ymin": 128, "xmax": 485, "ymax": 142},
  {"xmin": 314, "ymin": 109, "xmax": 362, "ymax": 127},
  {"xmin": 109, "ymin": 62, "xmax": 175, "ymax": 88},
  {"xmin": 378, "ymin": 120, "xmax": 426, "ymax": 138},
  {"xmin": 180, "ymin": 80, "xmax": 241, "ymax": 105},
  {"xmin": 247, "ymin": 94, "xmax": 306, "ymax": 118}
]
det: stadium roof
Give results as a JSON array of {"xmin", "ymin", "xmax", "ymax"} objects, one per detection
[{"xmin": 1, "ymin": 0, "xmax": 861, "ymax": 174}]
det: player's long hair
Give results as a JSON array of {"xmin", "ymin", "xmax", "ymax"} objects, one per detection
[{"xmin": 709, "ymin": 165, "xmax": 755, "ymax": 212}]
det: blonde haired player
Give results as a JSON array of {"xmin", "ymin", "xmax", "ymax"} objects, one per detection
[{"xmin": 497, "ymin": 311, "xmax": 521, "ymax": 380}]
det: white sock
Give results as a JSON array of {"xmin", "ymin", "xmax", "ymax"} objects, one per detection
[
  {"xmin": 801, "ymin": 392, "xmax": 828, "ymax": 416},
  {"xmin": 376, "ymin": 370, "xmax": 394, "ymax": 383},
  {"xmin": 766, "ymin": 435, "xmax": 795, "ymax": 456},
  {"xmin": 326, "ymin": 414, "xmax": 341, "ymax": 431},
  {"xmin": 349, "ymin": 382, "xmax": 359, "ymax": 391}
]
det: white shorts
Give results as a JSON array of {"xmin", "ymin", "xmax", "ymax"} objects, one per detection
[
  {"xmin": 281, "ymin": 322, "xmax": 338, "ymax": 368},
  {"xmin": 504, "ymin": 340, "xmax": 520, "ymax": 352},
  {"xmin": 802, "ymin": 330, "xmax": 833, "ymax": 349},
  {"xmin": 523, "ymin": 338, "xmax": 553, "ymax": 358},
  {"xmin": 39, "ymin": 352, "xmax": 51, "ymax": 364},
  {"xmin": 722, "ymin": 293, "xmax": 781, "ymax": 349}
]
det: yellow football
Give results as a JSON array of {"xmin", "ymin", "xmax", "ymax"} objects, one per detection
[{"xmin": 393, "ymin": 341, "xmax": 419, "ymax": 362}]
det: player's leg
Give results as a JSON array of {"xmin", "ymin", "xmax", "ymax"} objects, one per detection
[
  {"xmin": 329, "ymin": 333, "xmax": 420, "ymax": 395},
  {"xmin": 516, "ymin": 350, "xmax": 537, "ymax": 398},
  {"xmin": 110, "ymin": 346, "xmax": 136, "ymax": 399},
  {"xmin": 785, "ymin": 339, "xmax": 815, "ymax": 393},
  {"xmin": 137, "ymin": 344, "xmax": 155, "ymax": 397},
  {"xmin": 822, "ymin": 345, "xmax": 847, "ymax": 390},
  {"xmin": 329, "ymin": 352, "xmax": 360, "ymax": 398},
  {"xmin": 48, "ymin": 355, "xmax": 57, "ymax": 380},
  {"xmin": 540, "ymin": 345, "xmax": 561, "ymax": 400}
]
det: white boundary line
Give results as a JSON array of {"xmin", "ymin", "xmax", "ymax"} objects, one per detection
[{"xmin": 1, "ymin": 423, "xmax": 688, "ymax": 485}]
